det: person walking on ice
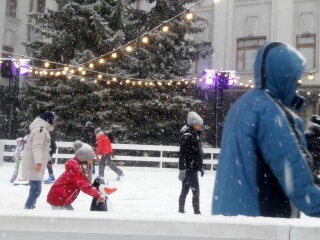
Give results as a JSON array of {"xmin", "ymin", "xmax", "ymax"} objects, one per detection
[
  {"xmin": 178, "ymin": 111, "xmax": 204, "ymax": 215},
  {"xmin": 95, "ymin": 127, "xmax": 124, "ymax": 180},
  {"xmin": 10, "ymin": 136, "xmax": 27, "ymax": 183},
  {"xmin": 21, "ymin": 111, "xmax": 56, "ymax": 209}
]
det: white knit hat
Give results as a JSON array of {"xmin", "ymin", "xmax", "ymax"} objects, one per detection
[
  {"xmin": 187, "ymin": 111, "xmax": 203, "ymax": 127},
  {"xmin": 74, "ymin": 141, "xmax": 95, "ymax": 162}
]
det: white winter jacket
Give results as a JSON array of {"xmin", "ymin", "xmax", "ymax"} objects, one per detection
[{"xmin": 21, "ymin": 117, "xmax": 54, "ymax": 181}]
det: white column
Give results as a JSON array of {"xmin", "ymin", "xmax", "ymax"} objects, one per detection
[
  {"xmin": 271, "ymin": 0, "xmax": 294, "ymax": 45},
  {"xmin": 212, "ymin": 0, "xmax": 234, "ymax": 70},
  {"xmin": 0, "ymin": 1, "xmax": 6, "ymax": 51}
]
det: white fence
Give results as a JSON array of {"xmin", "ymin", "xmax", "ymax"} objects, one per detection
[{"xmin": 0, "ymin": 139, "xmax": 219, "ymax": 170}]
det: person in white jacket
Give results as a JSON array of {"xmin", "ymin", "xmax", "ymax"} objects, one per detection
[
  {"xmin": 22, "ymin": 111, "xmax": 56, "ymax": 209},
  {"xmin": 10, "ymin": 136, "xmax": 27, "ymax": 183}
]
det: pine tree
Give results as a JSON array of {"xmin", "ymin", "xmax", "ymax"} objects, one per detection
[{"xmin": 20, "ymin": 0, "xmax": 211, "ymax": 145}]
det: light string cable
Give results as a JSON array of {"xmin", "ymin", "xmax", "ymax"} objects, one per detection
[
  {"xmin": 0, "ymin": 49, "xmax": 204, "ymax": 84},
  {"xmin": 1, "ymin": 0, "xmax": 206, "ymax": 74}
]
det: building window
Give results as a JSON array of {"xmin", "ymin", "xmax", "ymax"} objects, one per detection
[
  {"xmin": 37, "ymin": 0, "xmax": 46, "ymax": 13},
  {"xmin": 296, "ymin": 34, "xmax": 316, "ymax": 69},
  {"xmin": 236, "ymin": 37, "xmax": 266, "ymax": 70},
  {"xmin": 5, "ymin": 0, "xmax": 17, "ymax": 18}
]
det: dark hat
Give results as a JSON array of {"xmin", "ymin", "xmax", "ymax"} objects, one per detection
[
  {"xmin": 39, "ymin": 111, "xmax": 56, "ymax": 125},
  {"xmin": 310, "ymin": 115, "xmax": 320, "ymax": 125}
]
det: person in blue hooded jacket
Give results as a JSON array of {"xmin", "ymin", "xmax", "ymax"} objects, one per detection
[{"xmin": 212, "ymin": 41, "xmax": 320, "ymax": 218}]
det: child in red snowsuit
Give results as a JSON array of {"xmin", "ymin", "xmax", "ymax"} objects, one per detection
[{"xmin": 47, "ymin": 141, "xmax": 115, "ymax": 210}]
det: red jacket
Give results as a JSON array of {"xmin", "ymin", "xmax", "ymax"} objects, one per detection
[
  {"xmin": 47, "ymin": 157, "xmax": 101, "ymax": 206},
  {"xmin": 95, "ymin": 134, "xmax": 113, "ymax": 156}
]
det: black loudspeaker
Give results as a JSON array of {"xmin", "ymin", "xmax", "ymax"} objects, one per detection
[{"xmin": 1, "ymin": 60, "xmax": 13, "ymax": 78}]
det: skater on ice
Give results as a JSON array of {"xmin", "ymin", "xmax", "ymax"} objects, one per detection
[
  {"xmin": 44, "ymin": 136, "xmax": 57, "ymax": 184},
  {"xmin": 9, "ymin": 136, "xmax": 27, "ymax": 183},
  {"xmin": 83, "ymin": 121, "xmax": 98, "ymax": 174},
  {"xmin": 178, "ymin": 111, "xmax": 204, "ymax": 215},
  {"xmin": 21, "ymin": 111, "xmax": 56, "ymax": 209},
  {"xmin": 305, "ymin": 115, "xmax": 320, "ymax": 182},
  {"xmin": 47, "ymin": 141, "xmax": 116, "ymax": 210},
  {"xmin": 95, "ymin": 127, "xmax": 124, "ymax": 180},
  {"xmin": 212, "ymin": 41, "xmax": 320, "ymax": 218}
]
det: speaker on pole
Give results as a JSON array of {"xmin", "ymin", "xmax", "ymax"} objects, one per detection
[{"xmin": 1, "ymin": 60, "xmax": 13, "ymax": 78}]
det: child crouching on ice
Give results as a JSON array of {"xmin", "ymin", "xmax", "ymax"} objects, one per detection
[{"xmin": 47, "ymin": 141, "xmax": 116, "ymax": 210}]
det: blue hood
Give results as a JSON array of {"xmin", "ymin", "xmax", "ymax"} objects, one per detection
[{"xmin": 254, "ymin": 41, "xmax": 307, "ymax": 111}]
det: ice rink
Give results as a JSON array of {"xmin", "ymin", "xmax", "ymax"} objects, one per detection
[{"xmin": 0, "ymin": 162, "xmax": 215, "ymax": 215}]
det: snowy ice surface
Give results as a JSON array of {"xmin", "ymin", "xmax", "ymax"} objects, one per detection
[
  {"xmin": 0, "ymin": 162, "xmax": 214, "ymax": 216},
  {"xmin": 0, "ymin": 163, "xmax": 320, "ymax": 231}
]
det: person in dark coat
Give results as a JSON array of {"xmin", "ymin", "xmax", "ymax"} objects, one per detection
[
  {"xmin": 178, "ymin": 111, "xmax": 204, "ymax": 215},
  {"xmin": 83, "ymin": 121, "xmax": 98, "ymax": 174},
  {"xmin": 305, "ymin": 115, "xmax": 320, "ymax": 176},
  {"xmin": 44, "ymin": 135, "xmax": 57, "ymax": 184},
  {"xmin": 83, "ymin": 121, "xmax": 97, "ymax": 147}
]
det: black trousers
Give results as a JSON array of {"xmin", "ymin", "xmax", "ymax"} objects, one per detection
[
  {"xmin": 179, "ymin": 170, "xmax": 200, "ymax": 214},
  {"xmin": 99, "ymin": 153, "xmax": 123, "ymax": 178}
]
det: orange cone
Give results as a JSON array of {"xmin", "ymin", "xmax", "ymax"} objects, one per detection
[{"xmin": 104, "ymin": 187, "xmax": 117, "ymax": 195}]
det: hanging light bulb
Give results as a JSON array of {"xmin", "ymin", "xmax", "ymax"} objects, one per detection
[
  {"xmin": 162, "ymin": 25, "xmax": 169, "ymax": 32},
  {"xmin": 44, "ymin": 62, "xmax": 50, "ymax": 68},
  {"xmin": 185, "ymin": 12, "xmax": 194, "ymax": 20},
  {"xmin": 125, "ymin": 45, "xmax": 133, "ymax": 52},
  {"xmin": 138, "ymin": 81, "xmax": 142, "ymax": 85},
  {"xmin": 125, "ymin": 79, "xmax": 130, "ymax": 83},
  {"xmin": 111, "ymin": 52, "xmax": 118, "ymax": 59},
  {"xmin": 50, "ymin": 71, "xmax": 54, "ymax": 75},
  {"xmin": 142, "ymin": 36, "xmax": 149, "ymax": 44},
  {"xmin": 99, "ymin": 58, "xmax": 105, "ymax": 64},
  {"xmin": 107, "ymin": 81, "xmax": 111, "ymax": 85},
  {"xmin": 62, "ymin": 71, "xmax": 67, "ymax": 75},
  {"xmin": 78, "ymin": 67, "xmax": 83, "ymax": 71},
  {"xmin": 112, "ymin": 77, "xmax": 117, "ymax": 81},
  {"xmin": 81, "ymin": 78, "xmax": 85, "ymax": 82},
  {"xmin": 64, "ymin": 67, "xmax": 69, "ymax": 71},
  {"xmin": 89, "ymin": 63, "xmax": 94, "ymax": 68},
  {"xmin": 94, "ymin": 79, "xmax": 98, "ymax": 83},
  {"xmin": 308, "ymin": 74, "xmax": 315, "ymax": 80},
  {"xmin": 81, "ymin": 70, "xmax": 86, "ymax": 75},
  {"xmin": 70, "ymin": 69, "xmax": 75, "ymax": 74},
  {"xmin": 98, "ymin": 74, "xmax": 102, "ymax": 79},
  {"xmin": 68, "ymin": 76, "xmax": 72, "ymax": 79}
]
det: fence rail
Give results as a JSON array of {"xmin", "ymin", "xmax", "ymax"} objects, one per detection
[{"xmin": 0, "ymin": 139, "xmax": 220, "ymax": 170}]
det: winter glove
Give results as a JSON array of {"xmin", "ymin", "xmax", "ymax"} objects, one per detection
[
  {"xmin": 178, "ymin": 170, "xmax": 186, "ymax": 181},
  {"xmin": 99, "ymin": 184, "xmax": 117, "ymax": 195},
  {"xmin": 98, "ymin": 194, "xmax": 105, "ymax": 203},
  {"xmin": 201, "ymin": 169, "xmax": 205, "ymax": 177}
]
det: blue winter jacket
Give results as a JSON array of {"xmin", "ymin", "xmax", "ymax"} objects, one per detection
[{"xmin": 212, "ymin": 42, "xmax": 320, "ymax": 218}]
